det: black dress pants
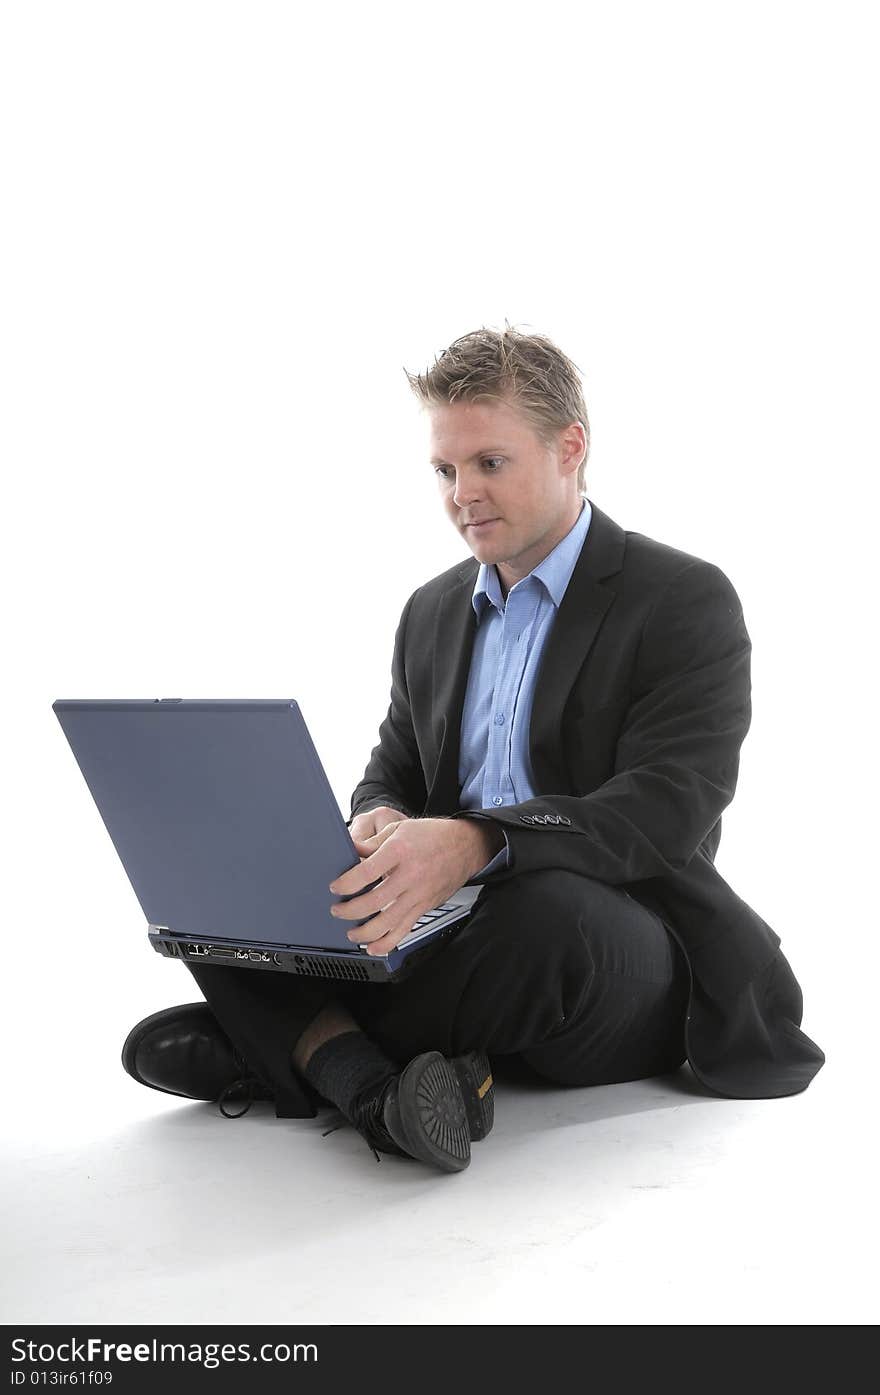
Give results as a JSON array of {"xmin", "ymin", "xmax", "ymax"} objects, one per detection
[{"xmin": 184, "ymin": 868, "xmax": 691, "ymax": 1117}]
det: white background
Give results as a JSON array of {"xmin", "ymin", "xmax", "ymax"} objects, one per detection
[{"xmin": 2, "ymin": 0, "xmax": 877, "ymax": 1326}]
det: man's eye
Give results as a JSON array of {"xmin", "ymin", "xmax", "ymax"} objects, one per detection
[{"xmin": 433, "ymin": 458, "xmax": 502, "ymax": 478}]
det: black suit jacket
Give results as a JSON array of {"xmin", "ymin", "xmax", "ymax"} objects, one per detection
[{"xmin": 350, "ymin": 498, "xmax": 825, "ymax": 1099}]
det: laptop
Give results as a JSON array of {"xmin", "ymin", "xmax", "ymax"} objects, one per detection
[{"xmin": 52, "ymin": 698, "xmax": 483, "ymax": 982}]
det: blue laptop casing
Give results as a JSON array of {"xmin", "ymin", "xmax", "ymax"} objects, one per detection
[{"xmin": 52, "ymin": 698, "xmax": 469, "ymax": 980}]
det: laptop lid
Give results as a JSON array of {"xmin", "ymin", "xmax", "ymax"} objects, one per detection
[{"xmin": 52, "ymin": 698, "xmax": 376, "ymax": 952}]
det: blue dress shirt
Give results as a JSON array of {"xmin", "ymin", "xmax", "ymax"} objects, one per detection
[{"xmin": 460, "ymin": 497, "xmax": 593, "ymax": 877}]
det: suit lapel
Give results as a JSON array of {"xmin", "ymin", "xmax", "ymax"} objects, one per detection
[
  {"xmin": 528, "ymin": 500, "xmax": 627, "ymax": 788},
  {"xmin": 423, "ymin": 562, "xmax": 479, "ymax": 813}
]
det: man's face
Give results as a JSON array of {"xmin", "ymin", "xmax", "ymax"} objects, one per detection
[{"xmin": 427, "ymin": 396, "xmax": 584, "ymax": 592}]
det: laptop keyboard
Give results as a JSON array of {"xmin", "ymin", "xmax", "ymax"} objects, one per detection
[{"xmin": 410, "ymin": 901, "xmax": 459, "ymax": 928}]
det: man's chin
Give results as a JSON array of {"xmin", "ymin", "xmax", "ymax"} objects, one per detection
[
  {"xmin": 461, "ymin": 523, "xmax": 505, "ymax": 561},
  {"xmin": 464, "ymin": 540, "xmax": 499, "ymax": 565}
]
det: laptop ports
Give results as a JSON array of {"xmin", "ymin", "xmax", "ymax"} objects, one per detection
[{"xmin": 185, "ymin": 943, "xmax": 238, "ymax": 960}]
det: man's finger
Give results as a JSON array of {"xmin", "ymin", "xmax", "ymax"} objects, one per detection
[
  {"xmin": 347, "ymin": 903, "xmax": 420, "ymax": 953},
  {"xmin": 330, "ymin": 870, "xmax": 404, "ymax": 921},
  {"xmin": 352, "ymin": 825, "xmax": 397, "ymax": 853},
  {"xmin": 330, "ymin": 840, "xmax": 399, "ymax": 896},
  {"xmin": 351, "ymin": 836, "xmax": 380, "ymax": 855}
]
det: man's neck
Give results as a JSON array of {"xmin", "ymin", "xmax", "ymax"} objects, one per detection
[{"xmin": 495, "ymin": 498, "xmax": 584, "ymax": 600}]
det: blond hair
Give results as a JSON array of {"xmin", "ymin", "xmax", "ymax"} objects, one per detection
[{"xmin": 405, "ymin": 322, "xmax": 590, "ymax": 491}]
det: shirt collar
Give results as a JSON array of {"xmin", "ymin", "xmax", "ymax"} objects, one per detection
[{"xmin": 471, "ymin": 497, "xmax": 593, "ymax": 618}]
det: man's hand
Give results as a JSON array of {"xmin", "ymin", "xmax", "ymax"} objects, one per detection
[
  {"xmin": 330, "ymin": 817, "xmax": 504, "ymax": 956},
  {"xmin": 348, "ymin": 805, "xmax": 410, "ymax": 842}
]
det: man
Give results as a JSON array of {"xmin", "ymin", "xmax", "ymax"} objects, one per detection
[{"xmin": 122, "ymin": 326, "xmax": 825, "ymax": 1173}]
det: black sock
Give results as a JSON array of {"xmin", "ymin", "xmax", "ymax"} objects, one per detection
[{"xmin": 302, "ymin": 1030, "xmax": 400, "ymax": 1124}]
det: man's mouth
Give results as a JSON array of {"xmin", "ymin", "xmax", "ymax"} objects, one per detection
[{"xmin": 464, "ymin": 518, "xmax": 499, "ymax": 532}]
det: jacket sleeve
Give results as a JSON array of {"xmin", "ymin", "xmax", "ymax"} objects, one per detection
[
  {"xmin": 348, "ymin": 589, "xmax": 429, "ymax": 824},
  {"xmin": 449, "ymin": 560, "xmax": 752, "ymax": 884}
]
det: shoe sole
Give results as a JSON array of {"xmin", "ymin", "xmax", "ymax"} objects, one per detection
[
  {"xmin": 451, "ymin": 1050, "xmax": 494, "ymax": 1141},
  {"xmin": 394, "ymin": 1052, "xmax": 472, "ymax": 1173}
]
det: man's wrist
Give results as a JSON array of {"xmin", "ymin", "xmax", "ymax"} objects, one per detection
[{"xmin": 456, "ymin": 816, "xmax": 506, "ymax": 876}]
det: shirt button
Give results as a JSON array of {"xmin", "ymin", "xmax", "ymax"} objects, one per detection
[
  {"xmin": 494, "ymin": 713, "xmax": 505, "ymax": 725},
  {"xmin": 492, "ymin": 796, "xmax": 503, "ymax": 806}
]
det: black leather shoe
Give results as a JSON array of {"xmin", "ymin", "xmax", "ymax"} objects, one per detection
[
  {"xmin": 352, "ymin": 1050, "xmax": 494, "ymax": 1173},
  {"xmin": 121, "ymin": 1003, "xmax": 273, "ymax": 1117}
]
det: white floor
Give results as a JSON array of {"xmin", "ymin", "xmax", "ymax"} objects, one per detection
[
  {"xmin": 3, "ymin": 1005, "xmax": 872, "ymax": 1326},
  {"xmin": 4, "ymin": 838, "xmax": 872, "ymax": 1327}
]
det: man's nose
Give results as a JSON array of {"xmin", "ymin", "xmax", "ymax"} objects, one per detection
[{"xmin": 452, "ymin": 470, "xmax": 485, "ymax": 509}]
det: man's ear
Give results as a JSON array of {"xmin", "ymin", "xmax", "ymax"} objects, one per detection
[{"xmin": 557, "ymin": 420, "xmax": 587, "ymax": 478}]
